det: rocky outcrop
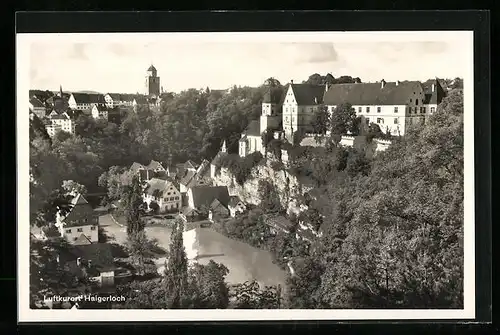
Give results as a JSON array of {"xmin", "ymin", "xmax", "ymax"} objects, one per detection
[{"xmin": 213, "ymin": 160, "xmax": 313, "ymax": 214}]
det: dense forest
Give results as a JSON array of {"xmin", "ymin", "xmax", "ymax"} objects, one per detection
[{"xmin": 29, "ymin": 73, "xmax": 464, "ymax": 309}]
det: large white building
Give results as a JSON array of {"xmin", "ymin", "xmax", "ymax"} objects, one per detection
[
  {"xmin": 68, "ymin": 92, "xmax": 106, "ymax": 110},
  {"xmin": 45, "ymin": 111, "xmax": 76, "ymax": 136},
  {"xmin": 237, "ymin": 78, "xmax": 446, "ymax": 158}
]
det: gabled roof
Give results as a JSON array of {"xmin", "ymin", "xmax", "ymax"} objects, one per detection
[
  {"xmin": 71, "ymin": 92, "xmax": 106, "ymax": 104},
  {"xmin": 61, "ymin": 243, "xmax": 116, "ymax": 275},
  {"xmin": 244, "ymin": 120, "xmax": 261, "ymax": 137},
  {"xmin": 106, "ymin": 93, "xmax": 136, "ymax": 102},
  {"xmin": 184, "ymin": 160, "xmax": 198, "ymax": 170},
  {"xmin": 210, "ymin": 151, "xmax": 228, "ymax": 168},
  {"xmin": 93, "ymin": 104, "xmax": 108, "ymax": 112},
  {"xmin": 147, "ymin": 160, "xmax": 164, "ymax": 170},
  {"xmin": 180, "ymin": 170, "xmax": 197, "ymax": 187},
  {"xmin": 30, "ymin": 97, "xmax": 45, "ymax": 108},
  {"xmin": 209, "ymin": 198, "xmax": 229, "ymax": 212},
  {"xmin": 73, "ymin": 233, "xmax": 92, "ymax": 246},
  {"xmin": 323, "ymin": 81, "xmax": 425, "ymax": 106},
  {"xmin": 190, "ymin": 185, "xmax": 230, "ymax": 209},
  {"xmin": 263, "ymin": 214, "xmax": 295, "ymax": 233},
  {"xmin": 422, "ymin": 79, "xmax": 447, "ymax": 104},
  {"xmin": 134, "ymin": 95, "xmax": 148, "ymax": 104},
  {"xmin": 130, "ymin": 162, "xmax": 145, "ymax": 173},
  {"xmin": 145, "ymin": 178, "xmax": 177, "ymax": 196},
  {"xmin": 228, "ymin": 195, "xmax": 244, "ymax": 208},
  {"xmin": 288, "ymin": 84, "xmax": 326, "ymax": 105},
  {"xmin": 50, "ymin": 112, "xmax": 70, "ymax": 120},
  {"xmin": 62, "ymin": 194, "xmax": 97, "ymax": 227}
]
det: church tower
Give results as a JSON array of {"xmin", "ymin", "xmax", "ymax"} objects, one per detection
[
  {"xmin": 145, "ymin": 64, "xmax": 160, "ymax": 98},
  {"xmin": 259, "ymin": 84, "xmax": 283, "ymax": 135}
]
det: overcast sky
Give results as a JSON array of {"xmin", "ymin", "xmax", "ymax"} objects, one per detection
[{"xmin": 29, "ymin": 37, "xmax": 469, "ymax": 93}]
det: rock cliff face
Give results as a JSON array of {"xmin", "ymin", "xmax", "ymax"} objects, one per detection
[{"xmin": 213, "ymin": 160, "xmax": 313, "ymax": 214}]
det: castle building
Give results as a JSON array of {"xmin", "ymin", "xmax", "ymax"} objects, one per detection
[
  {"xmin": 145, "ymin": 64, "xmax": 160, "ymax": 98},
  {"xmin": 236, "ymin": 78, "xmax": 446, "ymax": 158}
]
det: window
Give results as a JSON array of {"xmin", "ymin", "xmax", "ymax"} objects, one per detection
[
  {"xmin": 292, "ymin": 117, "xmax": 295, "ymax": 123},
  {"xmin": 394, "ymin": 107, "xmax": 398, "ymax": 113},
  {"xmin": 415, "ymin": 99, "xmax": 419, "ymax": 105},
  {"xmin": 91, "ymin": 226, "xmax": 96, "ymax": 231},
  {"xmin": 394, "ymin": 118, "xmax": 399, "ymax": 124},
  {"xmin": 430, "ymin": 107, "xmax": 435, "ymax": 113},
  {"xmin": 175, "ymin": 196, "xmax": 179, "ymax": 200},
  {"xmin": 167, "ymin": 192, "xmax": 171, "ymax": 195},
  {"xmin": 377, "ymin": 107, "xmax": 381, "ymax": 113},
  {"xmin": 377, "ymin": 118, "xmax": 384, "ymax": 124},
  {"xmin": 77, "ymin": 228, "xmax": 83, "ymax": 232},
  {"xmin": 410, "ymin": 99, "xmax": 412, "ymax": 102},
  {"xmin": 358, "ymin": 107, "xmax": 362, "ymax": 113},
  {"xmin": 65, "ymin": 229, "xmax": 72, "ymax": 233},
  {"xmin": 366, "ymin": 107, "xmax": 370, "ymax": 113},
  {"xmin": 285, "ymin": 117, "xmax": 289, "ymax": 122},
  {"xmin": 421, "ymin": 107, "xmax": 426, "ymax": 113},
  {"xmin": 351, "ymin": 108, "xmax": 356, "ymax": 113}
]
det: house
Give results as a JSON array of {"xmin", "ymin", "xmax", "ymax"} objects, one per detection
[
  {"xmin": 55, "ymin": 193, "xmax": 99, "ymax": 244},
  {"xmin": 143, "ymin": 178, "xmax": 181, "ymax": 213},
  {"xmin": 29, "ymin": 97, "xmax": 47, "ymax": 119},
  {"xmin": 146, "ymin": 160, "xmax": 166, "ymax": 173},
  {"xmin": 239, "ymin": 120, "xmax": 264, "ymax": 158},
  {"xmin": 129, "ymin": 161, "xmax": 165, "ymax": 182},
  {"xmin": 133, "ymin": 95, "xmax": 149, "ymax": 111},
  {"xmin": 104, "ymin": 93, "xmax": 136, "ymax": 108},
  {"xmin": 91, "ymin": 104, "xmax": 109, "ymax": 120},
  {"xmin": 281, "ymin": 82, "xmax": 326, "ymax": 143},
  {"xmin": 208, "ymin": 198, "xmax": 230, "ymax": 222},
  {"xmin": 186, "ymin": 185, "xmax": 230, "ymax": 218},
  {"xmin": 58, "ymin": 243, "xmax": 116, "ymax": 287},
  {"xmin": 45, "ymin": 111, "xmax": 76, "ymax": 136},
  {"xmin": 227, "ymin": 196, "xmax": 247, "ymax": 217},
  {"xmin": 184, "ymin": 160, "xmax": 199, "ymax": 172},
  {"xmin": 322, "ymin": 78, "xmax": 446, "ymax": 136},
  {"xmin": 263, "ymin": 214, "xmax": 295, "ymax": 235},
  {"xmin": 68, "ymin": 92, "xmax": 106, "ymax": 110}
]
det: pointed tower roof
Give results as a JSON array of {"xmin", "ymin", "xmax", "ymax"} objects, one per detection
[{"xmin": 147, "ymin": 64, "xmax": 157, "ymax": 72}]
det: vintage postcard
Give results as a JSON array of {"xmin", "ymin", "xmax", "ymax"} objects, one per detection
[{"xmin": 18, "ymin": 31, "xmax": 474, "ymax": 322}]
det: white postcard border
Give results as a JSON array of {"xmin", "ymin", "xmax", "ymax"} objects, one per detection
[{"xmin": 17, "ymin": 31, "xmax": 475, "ymax": 322}]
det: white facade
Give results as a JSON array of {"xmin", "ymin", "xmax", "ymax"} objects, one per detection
[
  {"xmin": 91, "ymin": 105, "xmax": 109, "ymax": 120},
  {"xmin": 143, "ymin": 182, "xmax": 182, "ymax": 212},
  {"xmin": 104, "ymin": 94, "xmax": 114, "ymax": 108},
  {"xmin": 68, "ymin": 94, "xmax": 92, "ymax": 110},
  {"xmin": 45, "ymin": 124, "xmax": 62, "ymax": 137},
  {"xmin": 29, "ymin": 104, "xmax": 46, "ymax": 119},
  {"xmin": 55, "ymin": 220, "xmax": 99, "ymax": 244}
]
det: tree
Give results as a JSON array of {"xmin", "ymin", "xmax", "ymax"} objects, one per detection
[
  {"xmin": 232, "ymin": 280, "xmax": 281, "ymax": 309},
  {"xmin": 261, "ymin": 129, "xmax": 275, "ymax": 150},
  {"xmin": 62, "ymin": 180, "xmax": 87, "ymax": 197},
  {"xmin": 164, "ymin": 220, "xmax": 190, "ymax": 308},
  {"xmin": 311, "ymin": 105, "xmax": 331, "ymax": 137},
  {"xmin": 30, "ymin": 238, "xmax": 93, "ymax": 308},
  {"xmin": 315, "ymin": 90, "xmax": 464, "ymax": 309},
  {"xmin": 258, "ymin": 180, "xmax": 283, "ymax": 213},
  {"xmin": 330, "ymin": 103, "xmax": 356, "ymax": 136},
  {"xmin": 188, "ymin": 260, "xmax": 230, "ymax": 309},
  {"xmin": 122, "ymin": 175, "xmax": 146, "ymax": 236},
  {"xmin": 116, "ymin": 279, "xmax": 167, "ymax": 309},
  {"xmin": 286, "ymin": 257, "xmax": 324, "ymax": 308},
  {"xmin": 345, "ymin": 148, "xmax": 372, "ymax": 177},
  {"xmin": 126, "ymin": 230, "xmax": 160, "ymax": 276}
]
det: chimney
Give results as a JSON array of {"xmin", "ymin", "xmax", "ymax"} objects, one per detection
[
  {"xmin": 432, "ymin": 83, "xmax": 436, "ymax": 92},
  {"xmin": 290, "ymin": 80, "xmax": 293, "ymax": 84},
  {"xmin": 76, "ymin": 257, "xmax": 81, "ymax": 266},
  {"xmin": 396, "ymin": 80, "xmax": 400, "ymax": 86},
  {"xmin": 380, "ymin": 79, "xmax": 386, "ymax": 89}
]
